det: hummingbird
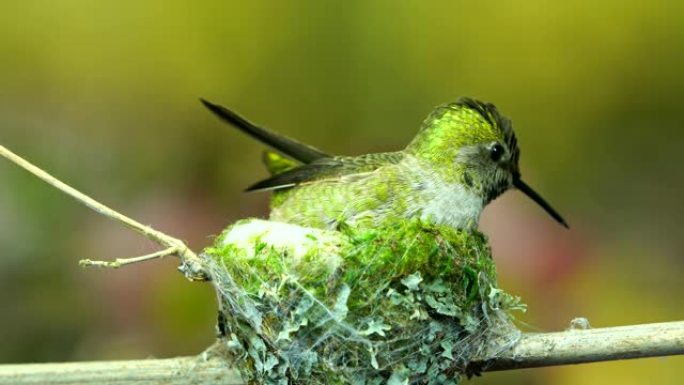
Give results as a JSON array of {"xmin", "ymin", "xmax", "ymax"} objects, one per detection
[{"xmin": 201, "ymin": 98, "xmax": 568, "ymax": 230}]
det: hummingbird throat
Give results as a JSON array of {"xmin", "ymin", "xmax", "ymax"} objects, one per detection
[{"xmin": 406, "ymin": 156, "xmax": 485, "ymax": 229}]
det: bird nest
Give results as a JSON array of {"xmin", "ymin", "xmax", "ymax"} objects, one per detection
[{"xmin": 201, "ymin": 219, "xmax": 524, "ymax": 385}]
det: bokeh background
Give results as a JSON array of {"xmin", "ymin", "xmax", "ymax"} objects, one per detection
[{"xmin": 1, "ymin": 1, "xmax": 682, "ymax": 384}]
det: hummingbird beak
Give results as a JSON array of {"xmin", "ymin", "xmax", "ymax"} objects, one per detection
[{"xmin": 513, "ymin": 178, "xmax": 569, "ymax": 228}]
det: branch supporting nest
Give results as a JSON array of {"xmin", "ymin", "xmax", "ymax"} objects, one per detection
[
  {"xmin": 0, "ymin": 321, "xmax": 681, "ymax": 384},
  {"xmin": 473, "ymin": 319, "xmax": 684, "ymax": 372}
]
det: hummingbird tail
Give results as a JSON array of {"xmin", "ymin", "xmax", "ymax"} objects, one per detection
[{"xmin": 200, "ymin": 98, "xmax": 330, "ymax": 163}]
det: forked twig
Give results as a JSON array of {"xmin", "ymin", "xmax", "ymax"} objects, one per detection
[{"xmin": 0, "ymin": 144, "xmax": 207, "ymax": 281}]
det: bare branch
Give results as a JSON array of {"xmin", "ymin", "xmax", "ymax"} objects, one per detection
[
  {"xmin": 0, "ymin": 321, "xmax": 681, "ymax": 384},
  {"xmin": 0, "ymin": 145, "xmax": 207, "ymax": 280},
  {"xmin": 79, "ymin": 246, "xmax": 179, "ymax": 268}
]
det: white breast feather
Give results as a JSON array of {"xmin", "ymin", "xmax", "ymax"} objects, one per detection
[{"xmin": 405, "ymin": 157, "xmax": 484, "ymax": 229}]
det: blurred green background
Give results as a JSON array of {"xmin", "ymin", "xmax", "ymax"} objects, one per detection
[{"xmin": 0, "ymin": 1, "xmax": 682, "ymax": 383}]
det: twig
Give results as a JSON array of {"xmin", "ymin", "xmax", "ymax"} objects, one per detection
[
  {"xmin": 0, "ymin": 321, "xmax": 681, "ymax": 384},
  {"xmin": 0, "ymin": 144, "xmax": 207, "ymax": 281},
  {"xmin": 79, "ymin": 246, "xmax": 179, "ymax": 268}
]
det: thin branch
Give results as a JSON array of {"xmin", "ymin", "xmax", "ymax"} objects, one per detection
[
  {"xmin": 0, "ymin": 144, "xmax": 207, "ymax": 280},
  {"xmin": 79, "ymin": 246, "xmax": 179, "ymax": 268},
  {"xmin": 0, "ymin": 321, "xmax": 681, "ymax": 384}
]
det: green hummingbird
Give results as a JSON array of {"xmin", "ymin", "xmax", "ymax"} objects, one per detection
[{"xmin": 201, "ymin": 97, "xmax": 568, "ymax": 230}]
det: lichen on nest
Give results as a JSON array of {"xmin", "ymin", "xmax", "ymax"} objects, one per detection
[{"xmin": 201, "ymin": 219, "xmax": 525, "ymax": 385}]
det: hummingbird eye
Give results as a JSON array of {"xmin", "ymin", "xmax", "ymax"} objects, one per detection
[{"xmin": 490, "ymin": 143, "xmax": 505, "ymax": 162}]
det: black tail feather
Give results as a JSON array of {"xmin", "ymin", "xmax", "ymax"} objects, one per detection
[{"xmin": 200, "ymin": 98, "xmax": 330, "ymax": 163}]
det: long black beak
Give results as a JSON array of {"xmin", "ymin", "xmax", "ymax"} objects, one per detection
[{"xmin": 513, "ymin": 178, "xmax": 569, "ymax": 228}]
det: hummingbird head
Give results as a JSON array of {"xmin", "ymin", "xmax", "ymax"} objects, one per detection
[{"xmin": 406, "ymin": 97, "xmax": 568, "ymax": 228}]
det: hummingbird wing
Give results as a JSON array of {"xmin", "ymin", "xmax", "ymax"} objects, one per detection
[
  {"xmin": 200, "ymin": 98, "xmax": 330, "ymax": 164},
  {"xmin": 200, "ymin": 99, "xmax": 402, "ymax": 193},
  {"xmin": 245, "ymin": 153, "xmax": 404, "ymax": 192}
]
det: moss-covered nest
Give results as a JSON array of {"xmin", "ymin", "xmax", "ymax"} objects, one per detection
[{"xmin": 201, "ymin": 219, "xmax": 524, "ymax": 385}]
